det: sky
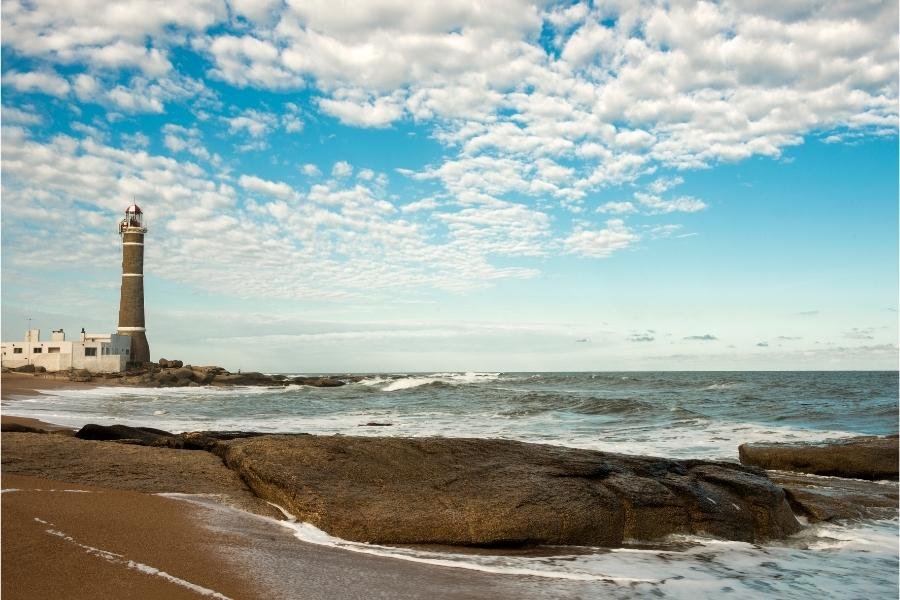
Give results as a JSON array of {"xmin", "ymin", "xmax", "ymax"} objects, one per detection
[{"xmin": 1, "ymin": 0, "xmax": 897, "ymax": 372}]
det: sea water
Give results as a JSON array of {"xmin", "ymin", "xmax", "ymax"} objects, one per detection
[{"xmin": 4, "ymin": 371, "xmax": 898, "ymax": 598}]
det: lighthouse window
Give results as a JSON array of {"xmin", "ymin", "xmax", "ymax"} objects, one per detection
[
  {"xmin": 85, "ymin": 347, "xmax": 97, "ymax": 357},
  {"xmin": 33, "ymin": 347, "xmax": 42, "ymax": 354},
  {"xmin": 48, "ymin": 347, "xmax": 60, "ymax": 353},
  {"xmin": 13, "ymin": 348, "xmax": 22, "ymax": 354}
]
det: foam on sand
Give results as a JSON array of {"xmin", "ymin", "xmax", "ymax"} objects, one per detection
[{"xmin": 34, "ymin": 517, "xmax": 234, "ymax": 599}]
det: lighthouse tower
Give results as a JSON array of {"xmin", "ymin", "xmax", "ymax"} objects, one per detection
[{"xmin": 117, "ymin": 204, "xmax": 150, "ymax": 365}]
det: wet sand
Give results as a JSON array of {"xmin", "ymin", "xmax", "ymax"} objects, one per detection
[
  {"xmin": 1, "ymin": 372, "xmax": 108, "ymax": 400},
  {"xmin": 2, "ymin": 474, "xmax": 263, "ymax": 600}
]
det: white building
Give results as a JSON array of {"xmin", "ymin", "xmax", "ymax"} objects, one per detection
[{"xmin": 1, "ymin": 329, "xmax": 132, "ymax": 373}]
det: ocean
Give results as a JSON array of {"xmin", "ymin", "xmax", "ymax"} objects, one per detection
[{"xmin": 4, "ymin": 371, "xmax": 898, "ymax": 599}]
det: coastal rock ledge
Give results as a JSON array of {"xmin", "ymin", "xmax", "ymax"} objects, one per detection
[
  {"xmin": 219, "ymin": 435, "xmax": 800, "ymax": 547},
  {"xmin": 739, "ymin": 435, "xmax": 899, "ymax": 480}
]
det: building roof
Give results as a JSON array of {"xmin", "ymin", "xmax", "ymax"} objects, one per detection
[{"xmin": 126, "ymin": 203, "xmax": 143, "ymax": 214}]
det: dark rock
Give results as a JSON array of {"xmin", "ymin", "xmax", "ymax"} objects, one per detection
[
  {"xmin": 75, "ymin": 424, "xmax": 175, "ymax": 446},
  {"xmin": 12, "ymin": 364, "xmax": 37, "ymax": 373},
  {"xmin": 219, "ymin": 435, "xmax": 800, "ymax": 547},
  {"xmin": 739, "ymin": 435, "xmax": 899, "ymax": 480},
  {"xmin": 158, "ymin": 358, "xmax": 170, "ymax": 368},
  {"xmin": 69, "ymin": 368, "xmax": 92, "ymax": 382},
  {"xmin": 291, "ymin": 376, "xmax": 346, "ymax": 387},
  {"xmin": 359, "ymin": 422, "xmax": 393, "ymax": 427},
  {"xmin": 171, "ymin": 360, "xmax": 184, "ymax": 368},
  {"xmin": 771, "ymin": 471, "xmax": 899, "ymax": 522},
  {"xmin": 172, "ymin": 367, "xmax": 195, "ymax": 381}
]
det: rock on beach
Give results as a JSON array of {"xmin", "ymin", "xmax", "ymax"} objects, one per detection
[
  {"xmin": 219, "ymin": 435, "xmax": 801, "ymax": 547},
  {"xmin": 739, "ymin": 436, "xmax": 899, "ymax": 480}
]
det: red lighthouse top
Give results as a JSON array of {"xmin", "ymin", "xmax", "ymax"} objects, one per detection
[{"xmin": 120, "ymin": 203, "xmax": 147, "ymax": 233}]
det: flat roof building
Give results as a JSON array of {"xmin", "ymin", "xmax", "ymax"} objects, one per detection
[{"xmin": 1, "ymin": 329, "xmax": 131, "ymax": 373}]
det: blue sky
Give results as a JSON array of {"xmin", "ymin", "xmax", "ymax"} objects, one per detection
[{"xmin": 1, "ymin": 0, "xmax": 897, "ymax": 371}]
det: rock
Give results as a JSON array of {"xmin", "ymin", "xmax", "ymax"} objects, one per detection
[
  {"xmin": 212, "ymin": 372, "xmax": 276, "ymax": 386},
  {"xmin": 359, "ymin": 422, "xmax": 393, "ymax": 427},
  {"xmin": 69, "ymin": 368, "xmax": 92, "ymax": 382},
  {"xmin": 0, "ymin": 431, "xmax": 280, "ymax": 518},
  {"xmin": 771, "ymin": 471, "xmax": 898, "ymax": 522},
  {"xmin": 12, "ymin": 364, "xmax": 36, "ymax": 373},
  {"xmin": 739, "ymin": 435, "xmax": 899, "ymax": 480},
  {"xmin": 172, "ymin": 367, "xmax": 195, "ymax": 382},
  {"xmin": 158, "ymin": 358, "xmax": 170, "ymax": 368},
  {"xmin": 171, "ymin": 360, "xmax": 184, "ymax": 368},
  {"xmin": 291, "ymin": 376, "xmax": 346, "ymax": 387},
  {"xmin": 219, "ymin": 435, "xmax": 800, "ymax": 547},
  {"xmin": 75, "ymin": 424, "xmax": 175, "ymax": 446}
]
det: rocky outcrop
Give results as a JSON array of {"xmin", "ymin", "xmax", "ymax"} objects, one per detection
[
  {"xmin": 75, "ymin": 424, "xmax": 176, "ymax": 445},
  {"xmin": 0, "ymin": 431, "xmax": 280, "ymax": 517},
  {"xmin": 73, "ymin": 424, "xmax": 267, "ymax": 451},
  {"xmin": 218, "ymin": 435, "xmax": 801, "ymax": 547},
  {"xmin": 112, "ymin": 364, "xmax": 355, "ymax": 388},
  {"xmin": 739, "ymin": 436, "xmax": 898, "ymax": 480},
  {"xmin": 771, "ymin": 471, "xmax": 898, "ymax": 522}
]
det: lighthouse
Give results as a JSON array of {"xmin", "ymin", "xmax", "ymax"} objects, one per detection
[{"xmin": 117, "ymin": 204, "xmax": 150, "ymax": 365}]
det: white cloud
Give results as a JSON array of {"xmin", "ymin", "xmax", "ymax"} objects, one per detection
[
  {"xmin": 318, "ymin": 93, "xmax": 404, "ymax": 128},
  {"xmin": 86, "ymin": 42, "xmax": 172, "ymax": 76},
  {"xmin": 162, "ymin": 124, "xmax": 211, "ymax": 161},
  {"xmin": 205, "ymin": 34, "xmax": 302, "ymax": 89},
  {"xmin": 1, "ymin": 106, "xmax": 42, "ymax": 125},
  {"xmin": 239, "ymin": 174, "xmax": 297, "ymax": 200},
  {"xmin": 634, "ymin": 192, "xmax": 707, "ymax": 214},
  {"xmin": 597, "ymin": 201, "xmax": 637, "ymax": 214},
  {"xmin": 72, "ymin": 74, "xmax": 101, "ymax": 101},
  {"xmin": 3, "ymin": 71, "xmax": 70, "ymax": 97},
  {"xmin": 282, "ymin": 102, "xmax": 304, "ymax": 132},
  {"xmin": 226, "ymin": 108, "xmax": 278, "ymax": 138},
  {"xmin": 301, "ymin": 163, "xmax": 322, "ymax": 177},
  {"xmin": 564, "ymin": 219, "xmax": 639, "ymax": 258},
  {"xmin": 1, "ymin": 127, "xmax": 544, "ymax": 301},
  {"xmin": 331, "ymin": 161, "xmax": 353, "ymax": 177},
  {"xmin": 648, "ymin": 176, "xmax": 684, "ymax": 194},
  {"xmin": 401, "ymin": 198, "xmax": 439, "ymax": 213}
]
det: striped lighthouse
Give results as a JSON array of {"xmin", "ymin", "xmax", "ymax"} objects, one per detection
[{"xmin": 117, "ymin": 204, "xmax": 150, "ymax": 365}]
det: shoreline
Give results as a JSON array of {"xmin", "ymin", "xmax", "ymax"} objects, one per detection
[
  {"xmin": 2, "ymin": 372, "xmax": 897, "ymax": 598},
  {"xmin": 1, "ymin": 372, "xmax": 111, "ymax": 401}
]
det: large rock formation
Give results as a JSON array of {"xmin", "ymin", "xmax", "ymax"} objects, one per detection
[
  {"xmin": 116, "ymin": 365, "xmax": 356, "ymax": 388},
  {"xmin": 0, "ymin": 431, "xmax": 279, "ymax": 517},
  {"xmin": 771, "ymin": 471, "xmax": 898, "ymax": 522},
  {"xmin": 219, "ymin": 435, "xmax": 801, "ymax": 547},
  {"xmin": 739, "ymin": 436, "xmax": 898, "ymax": 480}
]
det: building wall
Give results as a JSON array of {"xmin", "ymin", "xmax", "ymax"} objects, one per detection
[{"xmin": 1, "ymin": 334, "xmax": 130, "ymax": 373}]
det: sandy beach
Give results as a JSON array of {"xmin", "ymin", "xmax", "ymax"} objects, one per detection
[
  {"xmin": 1, "ymin": 371, "xmax": 106, "ymax": 400},
  {"xmin": 2, "ymin": 474, "xmax": 262, "ymax": 600}
]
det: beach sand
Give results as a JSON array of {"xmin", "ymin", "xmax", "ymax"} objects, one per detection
[
  {"xmin": 2, "ymin": 474, "xmax": 264, "ymax": 600},
  {"xmin": 1, "ymin": 371, "xmax": 107, "ymax": 400}
]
